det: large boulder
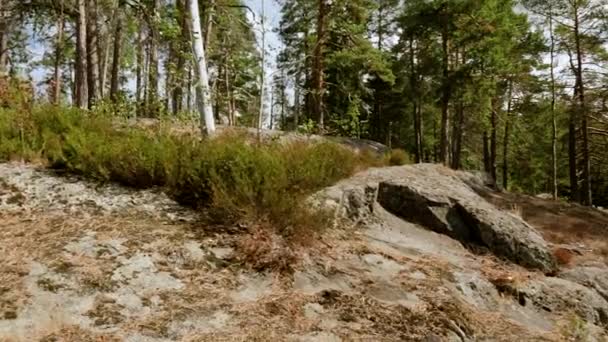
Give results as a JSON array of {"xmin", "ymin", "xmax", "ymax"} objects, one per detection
[
  {"xmin": 314, "ymin": 164, "xmax": 557, "ymax": 273},
  {"xmin": 376, "ymin": 180, "xmax": 556, "ymax": 274}
]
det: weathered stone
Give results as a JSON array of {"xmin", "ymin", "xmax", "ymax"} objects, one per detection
[
  {"xmin": 453, "ymin": 200, "xmax": 556, "ymax": 273},
  {"xmin": 313, "ymin": 164, "xmax": 557, "ymax": 273},
  {"xmin": 560, "ymin": 265, "xmax": 608, "ymax": 302},
  {"xmin": 377, "ymin": 180, "xmax": 556, "ymax": 273},
  {"xmin": 514, "ymin": 277, "xmax": 608, "ymax": 328}
]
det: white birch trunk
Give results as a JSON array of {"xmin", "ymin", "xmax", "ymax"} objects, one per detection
[{"xmin": 189, "ymin": 0, "xmax": 215, "ymax": 135}]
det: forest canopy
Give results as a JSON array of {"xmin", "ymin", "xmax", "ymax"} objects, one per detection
[{"xmin": 1, "ymin": 0, "xmax": 608, "ymax": 206}]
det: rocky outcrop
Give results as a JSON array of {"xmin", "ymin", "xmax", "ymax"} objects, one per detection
[
  {"xmin": 560, "ymin": 265, "xmax": 608, "ymax": 302},
  {"xmin": 506, "ymin": 277, "xmax": 608, "ymax": 328},
  {"xmin": 315, "ymin": 164, "xmax": 557, "ymax": 273}
]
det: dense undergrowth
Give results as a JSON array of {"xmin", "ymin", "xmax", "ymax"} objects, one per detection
[{"xmin": 0, "ymin": 106, "xmax": 395, "ymax": 236}]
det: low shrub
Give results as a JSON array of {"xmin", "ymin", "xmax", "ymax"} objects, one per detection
[
  {"xmin": 387, "ymin": 148, "xmax": 412, "ymax": 166},
  {"xmin": 0, "ymin": 106, "xmax": 380, "ymax": 237}
]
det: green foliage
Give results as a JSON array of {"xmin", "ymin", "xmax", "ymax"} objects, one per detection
[
  {"xmin": 297, "ymin": 119, "xmax": 317, "ymax": 135},
  {"xmin": 331, "ymin": 95, "xmax": 367, "ymax": 138},
  {"xmin": 0, "ymin": 106, "xmax": 377, "ymax": 236}
]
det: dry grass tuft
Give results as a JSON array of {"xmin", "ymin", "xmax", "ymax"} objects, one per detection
[
  {"xmin": 235, "ymin": 227, "xmax": 297, "ymax": 272},
  {"xmin": 37, "ymin": 325, "xmax": 121, "ymax": 342}
]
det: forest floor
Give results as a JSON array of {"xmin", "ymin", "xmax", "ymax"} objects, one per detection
[{"xmin": 0, "ymin": 162, "xmax": 607, "ymax": 341}]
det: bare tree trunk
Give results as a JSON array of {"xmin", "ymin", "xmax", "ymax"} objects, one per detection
[
  {"xmin": 483, "ymin": 132, "xmax": 491, "ymax": 175},
  {"xmin": 190, "ymin": 0, "xmax": 216, "ymax": 135},
  {"xmin": 502, "ymin": 79, "xmax": 513, "ymax": 190},
  {"xmin": 0, "ymin": 31, "xmax": 7, "ymax": 74},
  {"xmin": 136, "ymin": 24, "xmax": 144, "ymax": 115},
  {"xmin": 110, "ymin": 12, "xmax": 122, "ymax": 102},
  {"xmin": 573, "ymin": 5, "xmax": 592, "ymax": 206},
  {"xmin": 451, "ymin": 100, "xmax": 464, "ymax": 169},
  {"xmin": 490, "ymin": 97, "xmax": 498, "ymax": 183},
  {"xmin": 294, "ymin": 71, "xmax": 301, "ymax": 129},
  {"xmin": 203, "ymin": 0, "xmax": 215, "ymax": 51},
  {"xmin": 52, "ymin": 8, "xmax": 65, "ymax": 104},
  {"xmin": 147, "ymin": 0, "xmax": 159, "ymax": 117},
  {"xmin": 86, "ymin": 0, "xmax": 100, "ymax": 107},
  {"xmin": 98, "ymin": 12, "xmax": 109, "ymax": 98},
  {"xmin": 549, "ymin": 7, "xmax": 558, "ymax": 200},
  {"xmin": 258, "ymin": 0, "xmax": 266, "ymax": 131},
  {"xmin": 312, "ymin": 0, "xmax": 327, "ymax": 132},
  {"xmin": 0, "ymin": 22, "xmax": 8, "ymax": 74},
  {"xmin": 0, "ymin": 2, "xmax": 10, "ymax": 75},
  {"xmin": 409, "ymin": 37, "xmax": 422, "ymax": 163},
  {"xmin": 439, "ymin": 24, "xmax": 450, "ymax": 165},
  {"xmin": 75, "ymin": 0, "xmax": 88, "ymax": 109},
  {"xmin": 172, "ymin": 0, "xmax": 189, "ymax": 115}
]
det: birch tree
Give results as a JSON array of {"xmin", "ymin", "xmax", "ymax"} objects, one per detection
[{"xmin": 189, "ymin": 0, "xmax": 216, "ymax": 135}]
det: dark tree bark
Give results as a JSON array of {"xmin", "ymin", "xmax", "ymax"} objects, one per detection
[
  {"xmin": 573, "ymin": 4, "xmax": 592, "ymax": 205},
  {"xmin": 549, "ymin": 7, "xmax": 558, "ymax": 200},
  {"xmin": 490, "ymin": 96, "xmax": 498, "ymax": 183},
  {"xmin": 483, "ymin": 131, "xmax": 491, "ymax": 175},
  {"xmin": 86, "ymin": 0, "xmax": 100, "ymax": 107},
  {"xmin": 312, "ymin": 0, "xmax": 327, "ymax": 132},
  {"xmin": 147, "ymin": 0, "xmax": 159, "ymax": 117},
  {"xmin": 451, "ymin": 100, "xmax": 464, "ymax": 169},
  {"xmin": 409, "ymin": 37, "xmax": 423, "ymax": 163},
  {"xmin": 439, "ymin": 21, "xmax": 451, "ymax": 165},
  {"xmin": 502, "ymin": 79, "xmax": 513, "ymax": 190},
  {"xmin": 172, "ymin": 0, "xmax": 189, "ymax": 115},
  {"xmin": 0, "ymin": 22, "xmax": 8, "ymax": 74},
  {"xmin": 109, "ymin": 12, "xmax": 122, "ymax": 102}
]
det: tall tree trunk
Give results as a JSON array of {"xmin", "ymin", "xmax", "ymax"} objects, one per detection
[
  {"xmin": 147, "ymin": 0, "xmax": 160, "ymax": 117},
  {"xmin": 98, "ymin": 14, "xmax": 109, "ymax": 98},
  {"xmin": 75, "ymin": 0, "xmax": 88, "ymax": 108},
  {"xmin": 86, "ymin": 0, "xmax": 100, "ymax": 107},
  {"xmin": 451, "ymin": 48, "xmax": 465, "ymax": 170},
  {"xmin": 0, "ymin": 18, "xmax": 8, "ymax": 74},
  {"xmin": 0, "ymin": 31, "xmax": 7, "ymax": 75},
  {"xmin": 52, "ymin": 11, "xmax": 65, "ymax": 104},
  {"xmin": 549, "ymin": 8, "xmax": 558, "ymax": 200},
  {"xmin": 186, "ymin": 63, "xmax": 192, "ymax": 112},
  {"xmin": 566, "ymin": 49, "xmax": 579, "ymax": 202},
  {"xmin": 502, "ymin": 79, "xmax": 513, "ymax": 190},
  {"xmin": 294, "ymin": 72, "xmax": 301, "ymax": 129},
  {"xmin": 258, "ymin": 0, "xmax": 266, "ymax": 131},
  {"xmin": 225, "ymin": 65, "xmax": 234, "ymax": 125},
  {"xmin": 451, "ymin": 100, "xmax": 464, "ymax": 169},
  {"xmin": 573, "ymin": 6, "xmax": 592, "ymax": 206},
  {"xmin": 483, "ymin": 132, "xmax": 491, "ymax": 175},
  {"xmin": 0, "ymin": 3, "xmax": 10, "ymax": 75},
  {"xmin": 172, "ymin": 0, "xmax": 189, "ymax": 115},
  {"xmin": 490, "ymin": 96, "xmax": 498, "ymax": 183},
  {"xmin": 409, "ymin": 38, "xmax": 422, "ymax": 163},
  {"xmin": 109, "ymin": 12, "xmax": 122, "ymax": 102},
  {"xmin": 189, "ymin": 0, "xmax": 216, "ymax": 135},
  {"xmin": 439, "ymin": 22, "xmax": 450, "ymax": 165},
  {"xmin": 312, "ymin": 0, "xmax": 327, "ymax": 132},
  {"xmin": 203, "ymin": 0, "xmax": 215, "ymax": 51},
  {"xmin": 136, "ymin": 25, "xmax": 144, "ymax": 115}
]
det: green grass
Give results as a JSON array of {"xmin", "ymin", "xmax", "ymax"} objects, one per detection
[{"xmin": 0, "ymin": 106, "xmax": 383, "ymax": 236}]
